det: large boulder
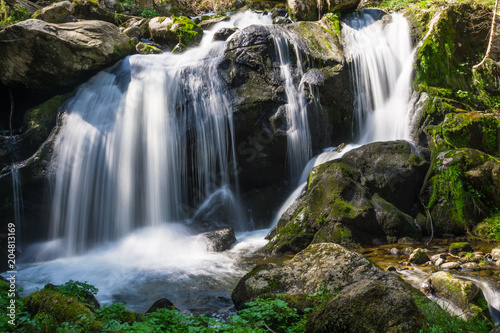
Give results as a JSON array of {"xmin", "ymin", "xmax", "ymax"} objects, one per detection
[
  {"xmin": 305, "ymin": 279, "xmax": 422, "ymax": 333},
  {"xmin": 232, "ymin": 243, "xmax": 423, "ymax": 331},
  {"xmin": 287, "ymin": 0, "xmax": 361, "ymax": 21},
  {"xmin": 263, "ymin": 141, "xmax": 428, "ymax": 254},
  {"xmin": 0, "ymin": 19, "xmax": 134, "ymax": 91}
]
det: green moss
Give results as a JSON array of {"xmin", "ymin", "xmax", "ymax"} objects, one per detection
[
  {"xmin": 474, "ymin": 213, "xmax": 500, "ymax": 241},
  {"xmin": 171, "ymin": 15, "xmax": 202, "ymax": 45},
  {"xmin": 323, "ymin": 11, "xmax": 341, "ymax": 38},
  {"xmin": 24, "ymin": 94, "xmax": 69, "ymax": 130}
]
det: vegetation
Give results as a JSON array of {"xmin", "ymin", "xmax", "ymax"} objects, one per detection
[{"xmin": 0, "ymin": 0, "xmax": 30, "ymax": 30}]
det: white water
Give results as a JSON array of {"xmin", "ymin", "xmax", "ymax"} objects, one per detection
[
  {"xmin": 271, "ymin": 10, "xmax": 415, "ymax": 227},
  {"xmin": 48, "ymin": 12, "xmax": 272, "ymax": 256},
  {"xmin": 273, "ymin": 36, "xmax": 312, "ymax": 186}
]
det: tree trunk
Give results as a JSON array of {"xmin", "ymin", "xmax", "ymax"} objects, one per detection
[{"xmin": 473, "ymin": 0, "xmax": 499, "ymax": 70}]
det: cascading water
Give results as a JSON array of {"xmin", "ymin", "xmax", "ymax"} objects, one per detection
[
  {"xmin": 271, "ymin": 10, "xmax": 415, "ymax": 227},
  {"xmin": 273, "ymin": 36, "xmax": 311, "ymax": 185},
  {"xmin": 11, "ymin": 166, "xmax": 23, "ymax": 250},
  {"xmin": 48, "ymin": 13, "xmax": 275, "ymax": 256},
  {"xmin": 342, "ymin": 10, "xmax": 414, "ymax": 143}
]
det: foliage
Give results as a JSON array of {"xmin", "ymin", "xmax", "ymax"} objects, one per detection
[
  {"xmin": 138, "ymin": 8, "xmax": 159, "ymax": 18},
  {"xmin": 323, "ymin": 11, "xmax": 341, "ymax": 37},
  {"xmin": 475, "ymin": 213, "xmax": 500, "ymax": 241},
  {"xmin": 0, "ymin": 0, "xmax": 30, "ymax": 30},
  {"xmin": 415, "ymin": 295, "xmax": 493, "ymax": 333}
]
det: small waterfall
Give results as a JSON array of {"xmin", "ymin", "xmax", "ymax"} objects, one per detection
[
  {"xmin": 273, "ymin": 36, "xmax": 312, "ymax": 186},
  {"xmin": 342, "ymin": 10, "xmax": 414, "ymax": 143},
  {"xmin": 49, "ymin": 12, "xmax": 272, "ymax": 256},
  {"xmin": 11, "ymin": 166, "xmax": 23, "ymax": 250}
]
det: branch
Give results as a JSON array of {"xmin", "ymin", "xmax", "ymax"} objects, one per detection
[{"xmin": 473, "ymin": 0, "xmax": 499, "ymax": 70}]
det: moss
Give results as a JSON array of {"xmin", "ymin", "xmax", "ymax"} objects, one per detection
[
  {"xmin": 322, "ymin": 11, "xmax": 341, "ymax": 38},
  {"xmin": 171, "ymin": 15, "xmax": 202, "ymax": 45},
  {"xmin": 25, "ymin": 288, "xmax": 101, "ymax": 331},
  {"xmin": 24, "ymin": 94, "xmax": 69, "ymax": 130}
]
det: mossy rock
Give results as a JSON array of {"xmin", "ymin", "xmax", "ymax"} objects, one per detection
[
  {"xmin": 448, "ymin": 242, "xmax": 473, "ymax": 255},
  {"xmin": 428, "ymin": 271, "xmax": 489, "ymax": 320},
  {"xmin": 136, "ymin": 42, "xmax": 163, "ymax": 54},
  {"xmin": 408, "ymin": 248, "xmax": 430, "ymax": 265},
  {"xmin": 423, "ymin": 148, "xmax": 500, "ymax": 236},
  {"xmin": 25, "ymin": 288, "xmax": 102, "ymax": 330},
  {"xmin": 441, "ymin": 112, "xmax": 500, "ymax": 157},
  {"xmin": 148, "ymin": 16, "xmax": 203, "ymax": 48},
  {"xmin": 305, "ymin": 279, "xmax": 423, "ymax": 333}
]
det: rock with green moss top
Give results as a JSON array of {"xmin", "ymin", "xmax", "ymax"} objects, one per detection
[
  {"xmin": 287, "ymin": 0, "xmax": 360, "ymax": 21},
  {"xmin": 448, "ymin": 242, "xmax": 473, "ymax": 255},
  {"xmin": 32, "ymin": 1, "xmax": 74, "ymax": 23},
  {"xmin": 422, "ymin": 149, "xmax": 500, "ymax": 236},
  {"xmin": 305, "ymin": 279, "xmax": 423, "ymax": 333},
  {"xmin": 413, "ymin": 3, "xmax": 499, "ymax": 111},
  {"xmin": 25, "ymin": 288, "xmax": 102, "ymax": 330},
  {"xmin": 263, "ymin": 141, "xmax": 428, "ymax": 254},
  {"xmin": 0, "ymin": 19, "xmax": 134, "ymax": 91},
  {"xmin": 232, "ymin": 242, "xmax": 419, "ymax": 310},
  {"xmin": 441, "ymin": 112, "xmax": 500, "ymax": 158},
  {"xmin": 73, "ymin": 0, "xmax": 113, "ymax": 23},
  {"xmin": 136, "ymin": 42, "xmax": 163, "ymax": 54},
  {"xmin": 427, "ymin": 271, "xmax": 488, "ymax": 320},
  {"xmin": 148, "ymin": 16, "xmax": 202, "ymax": 48},
  {"xmin": 408, "ymin": 248, "xmax": 430, "ymax": 264}
]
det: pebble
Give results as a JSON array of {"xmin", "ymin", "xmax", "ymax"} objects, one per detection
[{"xmin": 440, "ymin": 262, "xmax": 461, "ymax": 270}]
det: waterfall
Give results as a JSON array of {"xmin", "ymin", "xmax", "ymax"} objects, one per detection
[
  {"xmin": 11, "ymin": 166, "xmax": 23, "ymax": 250},
  {"xmin": 342, "ymin": 9, "xmax": 414, "ymax": 143},
  {"xmin": 273, "ymin": 36, "xmax": 312, "ymax": 186},
  {"xmin": 270, "ymin": 10, "xmax": 415, "ymax": 227},
  {"xmin": 49, "ymin": 12, "xmax": 272, "ymax": 256}
]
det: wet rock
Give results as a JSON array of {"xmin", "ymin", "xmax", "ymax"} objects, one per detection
[
  {"xmin": 420, "ymin": 280, "xmax": 432, "ymax": 295},
  {"xmin": 213, "ymin": 27, "xmax": 237, "ymax": 41},
  {"xmin": 202, "ymin": 227, "xmax": 237, "ymax": 252},
  {"xmin": 73, "ymin": 0, "xmax": 122, "ymax": 24},
  {"xmin": 449, "ymin": 242, "xmax": 473, "ymax": 255},
  {"xmin": 409, "ymin": 248, "xmax": 430, "ymax": 265},
  {"xmin": 263, "ymin": 141, "xmax": 428, "ymax": 254},
  {"xmin": 32, "ymin": 1, "xmax": 74, "ymax": 23},
  {"xmin": 440, "ymin": 262, "xmax": 461, "ymax": 270},
  {"xmin": 146, "ymin": 298, "xmax": 177, "ymax": 313},
  {"xmin": 389, "ymin": 247, "xmax": 400, "ymax": 255},
  {"xmin": 273, "ymin": 16, "xmax": 292, "ymax": 24},
  {"xmin": 428, "ymin": 271, "xmax": 488, "ymax": 320},
  {"xmin": 232, "ymin": 242, "xmax": 420, "ymax": 310},
  {"xmin": 0, "ymin": 19, "xmax": 134, "ymax": 91},
  {"xmin": 435, "ymin": 258, "xmax": 445, "ymax": 267},
  {"xmin": 305, "ymin": 279, "xmax": 423, "ymax": 333},
  {"xmin": 199, "ymin": 15, "xmax": 230, "ymax": 30},
  {"xmin": 386, "ymin": 266, "xmax": 397, "ymax": 272},
  {"xmin": 136, "ymin": 42, "xmax": 163, "ymax": 54},
  {"xmin": 491, "ymin": 248, "xmax": 500, "ymax": 261},
  {"xmin": 461, "ymin": 262, "xmax": 480, "ymax": 271},
  {"xmin": 430, "ymin": 253, "xmax": 447, "ymax": 262}
]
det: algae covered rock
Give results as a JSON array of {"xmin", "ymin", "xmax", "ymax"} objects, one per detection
[
  {"xmin": 449, "ymin": 242, "xmax": 473, "ymax": 255},
  {"xmin": 148, "ymin": 16, "xmax": 203, "ymax": 48},
  {"xmin": 408, "ymin": 248, "xmax": 430, "ymax": 265},
  {"xmin": 0, "ymin": 19, "xmax": 134, "ymax": 91},
  {"xmin": 263, "ymin": 141, "xmax": 428, "ymax": 254},
  {"xmin": 232, "ymin": 242, "xmax": 417, "ymax": 310},
  {"xmin": 287, "ymin": 0, "xmax": 360, "ymax": 21},
  {"xmin": 427, "ymin": 271, "xmax": 488, "ymax": 320},
  {"xmin": 305, "ymin": 279, "xmax": 423, "ymax": 333}
]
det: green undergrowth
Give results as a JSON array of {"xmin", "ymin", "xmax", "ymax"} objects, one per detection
[
  {"xmin": 0, "ymin": 0, "xmax": 30, "ymax": 30},
  {"xmin": 474, "ymin": 212, "xmax": 500, "ymax": 242}
]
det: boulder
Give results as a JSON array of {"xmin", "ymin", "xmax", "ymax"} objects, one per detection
[
  {"xmin": 0, "ymin": 19, "xmax": 134, "ymax": 91},
  {"xmin": 232, "ymin": 243, "xmax": 419, "ymax": 310},
  {"xmin": 287, "ymin": 0, "xmax": 361, "ymax": 21},
  {"xmin": 427, "ymin": 271, "xmax": 488, "ymax": 320},
  {"xmin": 449, "ymin": 242, "xmax": 473, "ymax": 255},
  {"xmin": 440, "ymin": 261, "xmax": 460, "ymax": 270},
  {"xmin": 199, "ymin": 15, "xmax": 230, "ymax": 30},
  {"xmin": 213, "ymin": 27, "xmax": 237, "ymax": 41},
  {"xmin": 202, "ymin": 227, "xmax": 237, "ymax": 252},
  {"xmin": 146, "ymin": 298, "xmax": 177, "ymax": 313},
  {"xmin": 408, "ymin": 248, "xmax": 430, "ymax": 265},
  {"xmin": 32, "ymin": 1, "xmax": 74, "ymax": 23},
  {"xmin": 492, "ymin": 248, "xmax": 500, "ymax": 261},
  {"xmin": 263, "ymin": 141, "xmax": 428, "ymax": 254},
  {"xmin": 136, "ymin": 42, "xmax": 163, "ymax": 54},
  {"xmin": 305, "ymin": 279, "xmax": 422, "ymax": 333},
  {"xmin": 148, "ymin": 16, "xmax": 203, "ymax": 48}
]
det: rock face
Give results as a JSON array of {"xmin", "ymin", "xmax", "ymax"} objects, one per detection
[
  {"xmin": 221, "ymin": 21, "xmax": 352, "ymax": 192},
  {"xmin": 287, "ymin": 0, "xmax": 361, "ymax": 21},
  {"xmin": 32, "ymin": 1, "xmax": 74, "ymax": 24},
  {"xmin": 0, "ymin": 19, "xmax": 134, "ymax": 91},
  {"xmin": 263, "ymin": 141, "xmax": 428, "ymax": 254},
  {"xmin": 232, "ymin": 243, "xmax": 423, "ymax": 331}
]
